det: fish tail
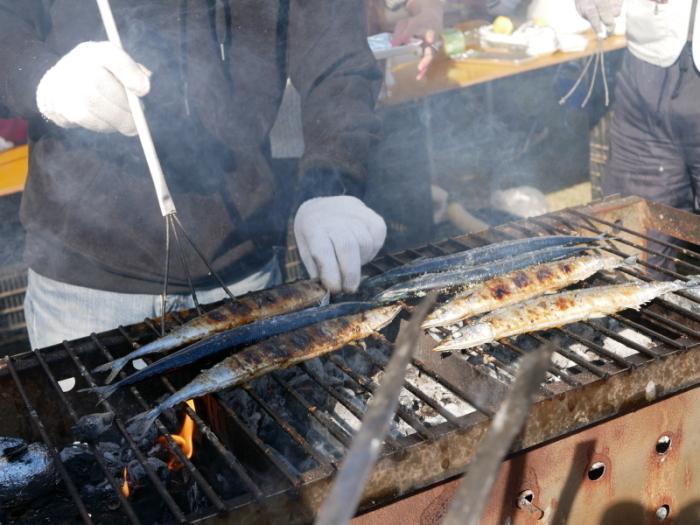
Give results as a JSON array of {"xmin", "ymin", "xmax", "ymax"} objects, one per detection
[
  {"xmin": 92, "ymin": 356, "xmax": 130, "ymax": 384},
  {"xmin": 78, "ymin": 382, "xmax": 120, "ymax": 403},
  {"xmin": 622, "ymin": 255, "xmax": 638, "ymax": 266},
  {"xmin": 127, "ymin": 408, "xmax": 160, "ymax": 439}
]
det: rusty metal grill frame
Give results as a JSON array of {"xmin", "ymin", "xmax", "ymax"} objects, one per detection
[{"xmin": 3, "ymin": 196, "xmax": 700, "ymax": 524}]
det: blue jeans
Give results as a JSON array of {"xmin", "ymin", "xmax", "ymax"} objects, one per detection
[{"xmin": 24, "ymin": 258, "xmax": 282, "ymax": 350}]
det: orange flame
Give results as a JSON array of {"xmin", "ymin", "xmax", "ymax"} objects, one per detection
[
  {"xmin": 121, "ymin": 467, "xmax": 130, "ymax": 498},
  {"xmin": 158, "ymin": 399, "xmax": 196, "ymax": 470}
]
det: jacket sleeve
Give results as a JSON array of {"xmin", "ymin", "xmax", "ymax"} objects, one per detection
[
  {"xmin": 288, "ymin": 0, "xmax": 383, "ymax": 202},
  {"xmin": 0, "ymin": 1, "xmax": 59, "ymax": 117}
]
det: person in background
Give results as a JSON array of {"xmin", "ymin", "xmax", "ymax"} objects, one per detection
[
  {"xmin": 577, "ymin": 0, "xmax": 700, "ymax": 216},
  {"xmin": 374, "ymin": 0, "xmax": 445, "ymax": 79},
  {"xmin": 0, "ymin": 1, "xmax": 385, "ymax": 349},
  {"xmin": 0, "ymin": 118, "xmax": 27, "ymax": 151}
]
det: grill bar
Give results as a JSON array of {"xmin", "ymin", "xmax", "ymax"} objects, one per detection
[
  {"xmin": 357, "ymin": 349, "xmax": 463, "ymax": 427},
  {"xmin": 300, "ymin": 362, "xmax": 402, "ymax": 451},
  {"xmin": 4, "ymin": 355, "xmax": 94, "ymax": 525},
  {"xmin": 138, "ymin": 320, "xmax": 265, "ymax": 500},
  {"xmin": 212, "ymin": 391, "xmax": 304, "ymax": 488},
  {"xmin": 111, "ymin": 328, "xmax": 228, "ymax": 514},
  {"xmin": 66, "ymin": 338, "xmax": 190, "ymax": 523},
  {"xmin": 271, "ymin": 372, "xmax": 354, "ymax": 448},
  {"xmin": 409, "ymin": 356, "xmax": 501, "ymax": 413},
  {"xmin": 567, "ymin": 208, "xmax": 700, "ymax": 264},
  {"xmin": 32, "ymin": 349, "xmax": 142, "ymax": 525},
  {"xmin": 328, "ymin": 354, "xmax": 434, "ymax": 440},
  {"xmin": 242, "ymin": 385, "xmax": 335, "ymax": 472}
]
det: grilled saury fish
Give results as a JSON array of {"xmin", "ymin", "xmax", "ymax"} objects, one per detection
[
  {"xmin": 124, "ymin": 304, "xmax": 403, "ymax": 436},
  {"xmin": 93, "ymin": 280, "xmax": 328, "ymax": 383},
  {"xmin": 374, "ymin": 244, "xmax": 591, "ymax": 303},
  {"xmin": 361, "ymin": 234, "xmax": 603, "ymax": 290},
  {"xmin": 434, "ymin": 278, "xmax": 698, "ymax": 352},
  {"xmin": 92, "ymin": 301, "xmax": 375, "ymax": 395},
  {"xmin": 422, "ymin": 253, "xmax": 635, "ymax": 329}
]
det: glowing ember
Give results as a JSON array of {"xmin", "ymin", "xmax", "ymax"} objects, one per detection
[
  {"xmin": 158, "ymin": 399, "xmax": 196, "ymax": 470},
  {"xmin": 121, "ymin": 467, "xmax": 130, "ymax": 498}
]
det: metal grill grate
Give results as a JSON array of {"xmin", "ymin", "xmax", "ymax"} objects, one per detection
[
  {"xmin": 3, "ymin": 196, "xmax": 700, "ymax": 524},
  {"xmin": 0, "ymin": 264, "xmax": 29, "ymax": 354}
]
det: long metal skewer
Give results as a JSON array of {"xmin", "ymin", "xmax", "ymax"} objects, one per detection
[
  {"xmin": 315, "ymin": 295, "xmax": 437, "ymax": 525},
  {"xmin": 95, "ymin": 0, "xmax": 235, "ymax": 333}
]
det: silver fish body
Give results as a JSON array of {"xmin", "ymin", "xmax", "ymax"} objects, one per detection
[
  {"xmin": 362, "ymin": 234, "xmax": 603, "ymax": 290},
  {"xmin": 422, "ymin": 253, "xmax": 634, "ymax": 329},
  {"xmin": 375, "ymin": 244, "xmax": 590, "ymax": 303},
  {"xmin": 434, "ymin": 279, "xmax": 693, "ymax": 352},
  {"xmin": 93, "ymin": 280, "xmax": 328, "ymax": 383},
  {"xmin": 126, "ymin": 304, "xmax": 403, "ymax": 436}
]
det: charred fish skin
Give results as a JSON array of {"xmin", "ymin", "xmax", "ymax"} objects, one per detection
[
  {"xmin": 93, "ymin": 279, "xmax": 328, "ymax": 383},
  {"xmin": 126, "ymin": 304, "xmax": 403, "ymax": 437},
  {"xmin": 434, "ymin": 279, "xmax": 693, "ymax": 352},
  {"xmin": 361, "ymin": 234, "xmax": 604, "ymax": 290},
  {"xmin": 374, "ymin": 244, "xmax": 592, "ymax": 303},
  {"xmin": 422, "ymin": 253, "xmax": 635, "ymax": 329},
  {"xmin": 87, "ymin": 301, "xmax": 377, "ymax": 400}
]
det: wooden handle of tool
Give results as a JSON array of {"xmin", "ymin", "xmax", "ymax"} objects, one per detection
[
  {"xmin": 95, "ymin": 0, "xmax": 176, "ymax": 217},
  {"xmin": 447, "ymin": 202, "xmax": 489, "ymax": 234}
]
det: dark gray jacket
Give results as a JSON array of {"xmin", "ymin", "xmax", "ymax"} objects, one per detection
[{"xmin": 0, "ymin": 0, "xmax": 381, "ymax": 293}]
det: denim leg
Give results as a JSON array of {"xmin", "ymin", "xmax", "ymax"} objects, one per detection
[
  {"xmin": 186, "ymin": 256, "xmax": 283, "ymax": 307},
  {"xmin": 24, "ymin": 269, "xmax": 159, "ymax": 349},
  {"xmin": 24, "ymin": 258, "xmax": 284, "ymax": 349}
]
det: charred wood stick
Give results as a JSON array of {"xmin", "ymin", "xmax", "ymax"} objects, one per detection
[
  {"xmin": 442, "ymin": 343, "xmax": 553, "ymax": 525},
  {"xmin": 314, "ymin": 294, "xmax": 437, "ymax": 525}
]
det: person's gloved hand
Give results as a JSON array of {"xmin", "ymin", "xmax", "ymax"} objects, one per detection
[
  {"xmin": 392, "ymin": 0, "xmax": 443, "ymax": 80},
  {"xmin": 294, "ymin": 196, "xmax": 386, "ymax": 293},
  {"xmin": 36, "ymin": 41, "xmax": 151, "ymax": 136},
  {"xmin": 574, "ymin": 0, "xmax": 623, "ymax": 34}
]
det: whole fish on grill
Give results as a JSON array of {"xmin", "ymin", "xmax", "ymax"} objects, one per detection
[
  {"xmin": 362, "ymin": 234, "xmax": 604, "ymax": 290},
  {"xmin": 93, "ymin": 280, "xmax": 328, "ymax": 383},
  {"xmin": 374, "ymin": 244, "xmax": 591, "ymax": 303},
  {"xmin": 433, "ymin": 278, "xmax": 700, "ymax": 352},
  {"xmin": 422, "ymin": 253, "xmax": 636, "ymax": 329},
  {"xmin": 88, "ymin": 301, "xmax": 376, "ymax": 396},
  {"xmin": 0, "ymin": 437, "xmax": 57, "ymax": 507},
  {"xmin": 122, "ymin": 304, "xmax": 403, "ymax": 437}
]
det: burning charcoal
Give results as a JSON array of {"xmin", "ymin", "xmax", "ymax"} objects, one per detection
[
  {"xmin": 0, "ymin": 437, "xmax": 58, "ymax": 508},
  {"xmin": 127, "ymin": 457, "xmax": 169, "ymax": 485},
  {"xmin": 71, "ymin": 412, "xmax": 115, "ymax": 442}
]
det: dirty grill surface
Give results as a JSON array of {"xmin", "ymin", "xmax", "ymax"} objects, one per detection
[{"xmin": 3, "ymin": 196, "xmax": 700, "ymax": 524}]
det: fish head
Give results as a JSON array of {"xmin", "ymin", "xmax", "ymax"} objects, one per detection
[
  {"xmin": 367, "ymin": 304, "xmax": 404, "ymax": 331},
  {"xmin": 602, "ymin": 253, "xmax": 637, "ymax": 270},
  {"xmin": 434, "ymin": 322, "xmax": 494, "ymax": 352}
]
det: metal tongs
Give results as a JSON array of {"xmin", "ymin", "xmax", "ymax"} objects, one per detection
[
  {"xmin": 559, "ymin": 29, "xmax": 610, "ymax": 108},
  {"xmin": 95, "ymin": 0, "xmax": 236, "ymax": 333}
]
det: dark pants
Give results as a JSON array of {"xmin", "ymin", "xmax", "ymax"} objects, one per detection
[
  {"xmin": 605, "ymin": 46, "xmax": 700, "ymax": 211},
  {"xmin": 604, "ymin": 46, "xmax": 700, "ymax": 274}
]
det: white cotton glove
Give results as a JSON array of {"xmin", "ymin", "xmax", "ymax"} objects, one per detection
[
  {"xmin": 36, "ymin": 41, "xmax": 151, "ymax": 136},
  {"xmin": 294, "ymin": 196, "xmax": 387, "ymax": 293},
  {"xmin": 574, "ymin": 0, "xmax": 623, "ymax": 34}
]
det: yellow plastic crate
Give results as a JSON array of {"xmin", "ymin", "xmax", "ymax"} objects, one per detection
[{"xmin": 0, "ymin": 144, "xmax": 28, "ymax": 196}]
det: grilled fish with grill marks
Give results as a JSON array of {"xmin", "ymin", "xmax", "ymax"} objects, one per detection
[
  {"xmin": 433, "ymin": 278, "xmax": 699, "ymax": 352},
  {"xmin": 89, "ymin": 301, "xmax": 375, "ymax": 396},
  {"xmin": 362, "ymin": 234, "xmax": 604, "ymax": 290},
  {"xmin": 93, "ymin": 280, "xmax": 328, "ymax": 383},
  {"xmin": 374, "ymin": 245, "xmax": 590, "ymax": 303},
  {"xmin": 123, "ymin": 304, "xmax": 403, "ymax": 437},
  {"xmin": 422, "ymin": 253, "xmax": 635, "ymax": 329}
]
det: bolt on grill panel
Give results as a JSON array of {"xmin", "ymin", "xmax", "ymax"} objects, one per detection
[{"xmin": 2, "ymin": 196, "xmax": 700, "ymax": 523}]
